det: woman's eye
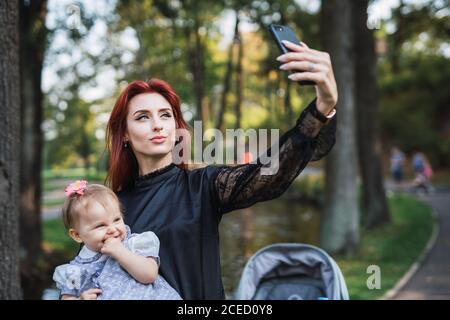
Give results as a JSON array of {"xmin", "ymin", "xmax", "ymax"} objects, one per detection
[
  {"xmin": 162, "ymin": 113, "xmax": 172, "ymax": 118},
  {"xmin": 136, "ymin": 115, "xmax": 149, "ymax": 120}
]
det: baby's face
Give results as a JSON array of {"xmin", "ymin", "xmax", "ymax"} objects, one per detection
[{"xmin": 72, "ymin": 200, "xmax": 126, "ymax": 252}]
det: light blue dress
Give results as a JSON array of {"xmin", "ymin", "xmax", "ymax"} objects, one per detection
[{"xmin": 53, "ymin": 225, "xmax": 181, "ymax": 300}]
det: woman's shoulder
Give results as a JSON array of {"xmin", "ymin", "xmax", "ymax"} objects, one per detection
[{"xmin": 184, "ymin": 163, "xmax": 227, "ymax": 179}]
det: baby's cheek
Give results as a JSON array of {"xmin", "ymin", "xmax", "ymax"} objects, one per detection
[{"xmin": 119, "ymin": 226, "xmax": 126, "ymax": 240}]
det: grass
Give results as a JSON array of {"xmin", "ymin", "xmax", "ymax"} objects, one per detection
[
  {"xmin": 336, "ymin": 193, "xmax": 434, "ymax": 300},
  {"xmin": 42, "ymin": 193, "xmax": 434, "ymax": 300},
  {"xmin": 42, "ymin": 219, "xmax": 79, "ymax": 259},
  {"xmin": 42, "ymin": 198, "xmax": 66, "ymax": 208},
  {"xmin": 42, "ymin": 168, "xmax": 107, "ymax": 180}
]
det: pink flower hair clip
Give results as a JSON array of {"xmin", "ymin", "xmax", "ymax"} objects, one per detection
[{"xmin": 64, "ymin": 180, "xmax": 88, "ymax": 197}]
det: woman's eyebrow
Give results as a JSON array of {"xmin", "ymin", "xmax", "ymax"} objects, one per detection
[{"xmin": 133, "ymin": 108, "xmax": 172, "ymax": 115}]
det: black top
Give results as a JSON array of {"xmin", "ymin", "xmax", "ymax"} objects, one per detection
[{"xmin": 118, "ymin": 99, "xmax": 336, "ymax": 299}]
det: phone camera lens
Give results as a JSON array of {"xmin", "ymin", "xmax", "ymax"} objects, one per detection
[{"xmin": 277, "ymin": 27, "xmax": 283, "ymax": 31}]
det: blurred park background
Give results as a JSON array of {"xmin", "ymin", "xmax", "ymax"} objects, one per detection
[{"xmin": 0, "ymin": 0, "xmax": 449, "ymax": 299}]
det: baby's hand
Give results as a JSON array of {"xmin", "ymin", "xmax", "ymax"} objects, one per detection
[
  {"xmin": 101, "ymin": 237, "xmax": 124, "ymax": 257},
  {"xmin": 79, "ymin": 288, "xmax": 102, "ymax": 300}
]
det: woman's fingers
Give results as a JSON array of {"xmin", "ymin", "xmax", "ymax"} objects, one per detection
[
  {"xmin": 287, "ymin": 71, "xmax": 326, "ymax": 84},
  {"xmin": 277, "ymin": 41, "xmax": 338, "ymax": 113},
  {"xmin": 277, "ymin": 51, "xmax": 325, "ymax": 64},
  {"xmin": 281, "ymin": 40, "xmax": 331, "ymax": 64},
  {"xmin": 300, "ymin": 41, "xmax": 309, "ymax": 49},
  {"xmin": 279, "ymin": 61, "xmax": 326, "ymax": 73},
  {"xmin": 282, "ymin": 40, "xmax": 305, "ymax": 52}
]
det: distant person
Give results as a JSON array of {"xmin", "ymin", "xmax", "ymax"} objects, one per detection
[
  {"xmin": 412, "ymin": 152, "xmax": 433, "ymax": 193},
  {"xmin": 412, "ymin": 152, "xmax": 425, "ymax": 175},
  {"xmin": 390, "ymin": 147, "xmax": 405, "ymax": 186}
]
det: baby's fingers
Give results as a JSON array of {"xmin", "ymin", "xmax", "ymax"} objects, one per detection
[
  {"xmin": 80, "ymin": 288, "xmax": 102, "ymax": 300},
  {"xmin": 88, "ymin": 288, "xmax": 102, "ymax": 294}
]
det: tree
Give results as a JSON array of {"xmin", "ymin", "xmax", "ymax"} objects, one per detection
[
  {"xmin": 216, "ymin": 9, "xmax": 240, "ymax": 133},
  {"xmin": 379, "ymin": 0, "xmax": 450, "ymax": 167},
  {"xmin": 43, "ymin": 2, "xmax": 113, "ymax": 172},
  {"xmin": 320, "ymin": 0, "xmax": 360, "ymax": 254},
  {"xmin": 0, "ymin": 0, "xmax": 22, "ymax": 299},
  {"xmin": 352, "ymin": 0, "xmax": 390, "ymax": 229},
  {"xmin": 234, "ymin": 14, "xmax": 244, "ymax": 130},
  {"xmin": 19, "ymin": 0, "xmax": 47, "ymax": 296}
]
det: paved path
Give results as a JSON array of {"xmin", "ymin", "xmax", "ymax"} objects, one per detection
[
  {"xmin": 392, "ymin": 188, "xmax": 450, "ymax": 299},
  {"xmin": 42, "ymin": 206, "xmax": 61, "ymax": 221}
]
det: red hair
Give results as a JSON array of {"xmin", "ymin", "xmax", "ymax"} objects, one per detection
[{"xmin": 106, "ymin": 79, "xmax": 190, "ymax": 192}]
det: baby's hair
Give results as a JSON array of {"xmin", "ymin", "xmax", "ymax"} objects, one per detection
[{"xmin": 62, "ymin": 183, "xmax": 122, "ymax": 230}]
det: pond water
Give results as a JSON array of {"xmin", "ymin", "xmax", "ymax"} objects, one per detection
[{"xmin": 219, "ymin": 195, "xmax": 321, "ymax": 298}]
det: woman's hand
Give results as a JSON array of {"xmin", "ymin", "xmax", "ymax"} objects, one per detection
[
  {"xmin": 277, "ymin": 40, "xmax": 338, "ymax": 116},
  {"xmin": 79, "ymin": 288, "xmax": 102, "ymax": 300}
]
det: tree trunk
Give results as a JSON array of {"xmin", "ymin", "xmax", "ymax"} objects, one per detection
[
  {"xmin": 135, "ymin": 28, "xmax": 148, "ymax": 80},
  {"xmin": 19, "ymin": 0, "xmax": 46, "ymax": 276},
  {"xmin": 320, "ymin": 0, "xmax": 360, "ymax": 254},
  {"xmin": 0, "ymin": 0, "xmax": 22, "ymax": 300},
  {"xmin": 185, "ymin": 18, "xmax": 206, "ymax": 131},
  {"xmin": 391, "ymin": 0, "xmax": 405, "ymax": 73},
  {"xmin": 352, "ymin": 0, "xmax": 391, "ymax": 229},
  {"xmin": 234, "ymin": 26, "xmax": 243, "ymax": 130},
  {"xmin": 216, "ymin": 12, "xmax": 239, "ymax": 133},
  {"xmin": 284, "ymin": 78, "xmax": 293, "ymax": 128}
]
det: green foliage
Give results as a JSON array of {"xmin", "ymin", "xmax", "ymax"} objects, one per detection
[
  {"xmin": 337, "ymin": 193, "xmax": 434, "ymax": 300},
  {"xmin": 42, "ymin": 219, "xmax": 79, "ymax": 259},
  {"xmin": 379, "ymin": 54, "xmax": 450, "ymax": 166},
  {"xmin": 42, "ymin": 0, "xmax": 449, "ymax": 172},
  {"xmin": 377, "ymin": 0, "xmax": 450, "ymax": 167}
]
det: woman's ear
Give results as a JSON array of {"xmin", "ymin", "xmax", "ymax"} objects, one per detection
[{"xmin": 68, "ymin": 228, "xmax": 83, "ymax": 243}]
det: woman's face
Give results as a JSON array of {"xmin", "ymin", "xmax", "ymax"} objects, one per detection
[{"xmin": 126, "ymin": 93, "xmax": 177, "ymax": 161}]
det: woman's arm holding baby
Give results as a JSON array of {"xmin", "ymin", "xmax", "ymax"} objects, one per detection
[{"xmin": 101, "ymin": 237, "xmax": 158, "ymax": 284}]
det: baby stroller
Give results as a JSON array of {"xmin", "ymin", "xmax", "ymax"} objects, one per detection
[{"xmin": 233, "ymin": 243, "xmax": 349, "ymax": 300}]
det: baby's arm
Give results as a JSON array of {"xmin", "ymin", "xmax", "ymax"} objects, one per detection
[
  {"xmin": 54, "ymin": 264, "xmax": 102, "ymax": 300},
  {"xmin": 101, "ymin": 237, "xmax": 158, "ymax": 284}
]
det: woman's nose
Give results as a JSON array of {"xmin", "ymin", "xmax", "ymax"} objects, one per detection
[{"xmin": 152, "ymin": 119, "xmax": 163, "ymax": 132}]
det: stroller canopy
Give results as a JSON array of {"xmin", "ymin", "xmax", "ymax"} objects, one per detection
[{"xmin": 234, "ymin": 243, "xmax": 349, "ymax": 300}]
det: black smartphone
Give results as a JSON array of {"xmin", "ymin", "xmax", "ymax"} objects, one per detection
[{"xmin": 269, "ymin": 24, "xmax": 315, "ymax": 86}]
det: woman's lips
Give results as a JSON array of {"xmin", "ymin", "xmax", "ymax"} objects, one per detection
[{"xmin": 150, "ymin": 136, "xmax": 166, "ymax": 144}]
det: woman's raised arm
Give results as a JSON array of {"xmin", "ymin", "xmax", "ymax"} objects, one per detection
[
  {"xmin": 214, "ymin": 42, "xmax": 338, "ymax": 215},
  {"xmin": 214, "ymin": 99, "xmax": 336, "ymax": 214}
]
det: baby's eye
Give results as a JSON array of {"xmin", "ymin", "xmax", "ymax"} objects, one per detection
[
  {"xmin": 95, "ymin": 224, "xmax": 105, "ymax": 229},
  {"xmin": 114, "ymin": 217, "xmax": 122, "ymax": 222}
]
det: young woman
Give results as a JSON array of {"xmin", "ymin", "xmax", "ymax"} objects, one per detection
[{"xmin": 105, "ymin": 40, "xmax": 338, "ymax": 299}]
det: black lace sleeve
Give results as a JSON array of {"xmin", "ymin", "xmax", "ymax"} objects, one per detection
[{"xmin": 214, "ymin": 99, "xmax": 336, "ymax": 214}]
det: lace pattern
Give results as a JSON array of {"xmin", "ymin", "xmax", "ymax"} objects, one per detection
[{"xmin": 214, "ymin": 99, "xmax": 336, "ymax": 214}]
